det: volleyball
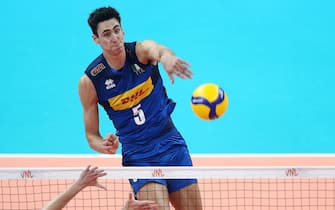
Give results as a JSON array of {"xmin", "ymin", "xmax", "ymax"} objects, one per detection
[{"xmin": 191, "ymin": 83, "xmax": 228, "ymax": 120}]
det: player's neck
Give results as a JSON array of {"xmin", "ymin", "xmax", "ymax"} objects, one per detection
[{"xmin": 103, "ymin": 50, "xmax": 126, "ymax": 71}]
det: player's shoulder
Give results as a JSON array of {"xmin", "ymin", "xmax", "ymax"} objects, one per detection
[
  {"xmin": 133, "ymin": 40, "xmax": 160, "ymax": 65},
  {"xmin": 138, "ymin": 40, "xmax": 157, "ymax": 46},
  {"xmin": 78, "ymin": 74, "xmax": 93, "ymax": 90},
  {"xmin": 135, "ymin": 40, "xmax": 158, "ymax": 52},
  {"xmin": 78, "ymin": 74, "xmax": 90, "ymax": 83}
]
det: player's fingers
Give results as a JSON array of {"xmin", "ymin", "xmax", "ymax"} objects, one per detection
[
  {"xmin": 97, "ymin": 171, "xmax": 107, "ymax": 177},
  {"xmin": 176, "ymin": 60, "xmax": 191, "ymax": 71},
  {"xmin": 95, "ymin": 182, "xmax": 107, "ymax": 191},
  {"xmin": 174, "ymin": 69, "xmax": 189, "ymax": 79},
  {"xmin": 107, "ymin": 138, "xmax": 118, "ymax": 146},
  {"xmin": 103, "ymin": 150, "xmax": 114, "ymax": 154},
  {"xmin": 103, "ymin": 138, "xmax": 117, "ymax": 146},
  {"xmin": 90, "ymin": 166, "xmax": 99, "ymax": 172},
  {"xmin": 136, "ymin": 203, "xmax": 158, "ymax": 210},
  {"xmin": 110, "ymin": 136, "xmax": 119, "ymax": 144},
  {"xmin": 99, "ymin": 172, "xmax": 107, "ymax": 177},
  {"xmin": 137, "ymin": 200, "xmax": 156, "ymax": 205},
  {"xmin": 182, "ymin": 68, "xmax": 193, "ymax": 79},
  {"xmin": 177, "ymin": 58, "xmax": 190, "ymax": 67},
  {"xmin": 178, "ymin": 63, "xmax": 192, "ymax": 72},
  {"xmin": 106, "ymin": 146, "xmax": 118, "ymax": 154},
  {"xmin": 103, "ymin": 141, "xmax": 113, "ymax": 146},
  {"xmin": 105, "ymin": 134, "xmax": 117, "ymax": 142},
  {"xmin": 168, "ymin": 73, "xmax": 175, "ymax": 84},
  {"xmin": 174, "ymin": 63, "xmax": 192, "ymax": 77},
  {"xmin": 95, "ymin": 169, "xmax": 106, "ymax": 176},
  {"xmin": 85, "ymin": 165, "xmax": 91, "ymax": 171},
  {"xmin": 95, "ymin": 168, "xmax": 104, "ymax": 173}
]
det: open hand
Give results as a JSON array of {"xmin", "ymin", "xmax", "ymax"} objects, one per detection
[{"xmin": 160, "ymin": 54, "xmax": 193, "ymax": 84}]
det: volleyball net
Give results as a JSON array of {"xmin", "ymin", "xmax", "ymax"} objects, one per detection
[{"xmin": 1, "ymin": 166, "xmax": 335, "ymax": 210}]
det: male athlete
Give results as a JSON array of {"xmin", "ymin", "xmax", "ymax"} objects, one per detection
[{"xmin": 78, "ymin": 6, "xmax": 202, "ymax": 209}]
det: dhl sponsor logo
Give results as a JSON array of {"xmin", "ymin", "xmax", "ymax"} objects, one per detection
[
  {"xmin": 108, "ymin": 77, "xmax": 153, "ymax": 110},
  {"xmin": 90, "ymin": 63, "xmax": 106, "ymax": 76}
]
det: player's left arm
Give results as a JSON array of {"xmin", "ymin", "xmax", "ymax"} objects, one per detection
[{"xmin": 136, "ymin": 40, "xmax": 193, "ymax": 84}]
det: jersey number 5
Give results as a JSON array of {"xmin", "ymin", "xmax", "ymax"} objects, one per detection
[{"xmin": 132, "ymin": 104, "xmax": 146, "ymax": 125}]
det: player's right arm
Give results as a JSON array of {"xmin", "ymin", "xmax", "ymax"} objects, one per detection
[
  {"xmin": 78, "ymin": 75, "xmax": 119, "ymax": 154},
  {"xmin": 136, "ymin": 40, "xmax": 193, "ymax": 84}
]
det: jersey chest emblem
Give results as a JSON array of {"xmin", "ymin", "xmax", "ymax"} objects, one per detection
[
  {"xmin": 105, "ymin": 79, "xmax": 116, "ymax": 90},
  {"xmin": 131, "ymin": 64, "xmax": 145, "ymax": 75}
]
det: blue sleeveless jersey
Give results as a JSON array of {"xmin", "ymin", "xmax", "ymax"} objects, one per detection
[{"xmin": 85, "ymin": 42, "xmax": 184, "ymax": 163}]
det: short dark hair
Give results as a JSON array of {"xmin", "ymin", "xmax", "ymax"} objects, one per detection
[{"xmin": 88, "ymin": 7, "xmax": 121, "ymax": 36}]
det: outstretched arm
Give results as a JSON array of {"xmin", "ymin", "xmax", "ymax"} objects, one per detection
[
  {"xmin": 136, "ymin": 40, "xmax": 193, "ymax": 84},
  {"xmin": 43, "ymin": 166, "xmax": 107, "ymax": 210}
]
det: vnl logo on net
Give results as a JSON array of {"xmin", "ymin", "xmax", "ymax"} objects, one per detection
[
  {"xmin": 132, "ymin": 168, "xmax": 165, "ymax": 182},
  {"xmin": 20, "ymin": 170, "xmax": 34, "ymax": 179},
  {"xmin": 285, "ymin": 168, "xmax": 299, "ymax": 176},
  {"xmin": 152, "ymin": 168, "xmax": 165, "ymax": 177}
]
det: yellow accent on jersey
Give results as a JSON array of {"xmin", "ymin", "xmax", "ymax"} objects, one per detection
[{"xmin": 108, "ymin": 77, "xmax": 154, "ymax": 110}]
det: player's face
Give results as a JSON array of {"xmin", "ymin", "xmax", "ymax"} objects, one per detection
[{"xmin": 93, "ymin": 18, "xmax": 124, "ymax": 55}]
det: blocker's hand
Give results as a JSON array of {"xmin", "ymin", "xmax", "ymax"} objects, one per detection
[
  {"xmin": 123, "ymin": 192, "xmax": 158, "ymax": 210},
  {"xmin": 76, "ymin": 165, "xmax": 107, "ymax": 190}
]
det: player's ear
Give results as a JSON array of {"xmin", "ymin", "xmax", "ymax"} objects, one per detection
[{"xmin": 92, "ymin": 34, "xmax": 99, "ymax": 44}]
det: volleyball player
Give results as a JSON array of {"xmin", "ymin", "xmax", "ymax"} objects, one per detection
[{"xmin": 78, "ymin": 6, "xmax": 203, "ymax": 209}]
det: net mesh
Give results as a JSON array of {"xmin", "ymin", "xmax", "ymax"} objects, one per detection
[{"xmin": 1, "ymin": 166, "xmax": 335, "ymax": 209}]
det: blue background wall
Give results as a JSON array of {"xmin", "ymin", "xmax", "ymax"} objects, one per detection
[{"xmin": 1, "ymin": 0, "xmax": 334, "ymax": 154}]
